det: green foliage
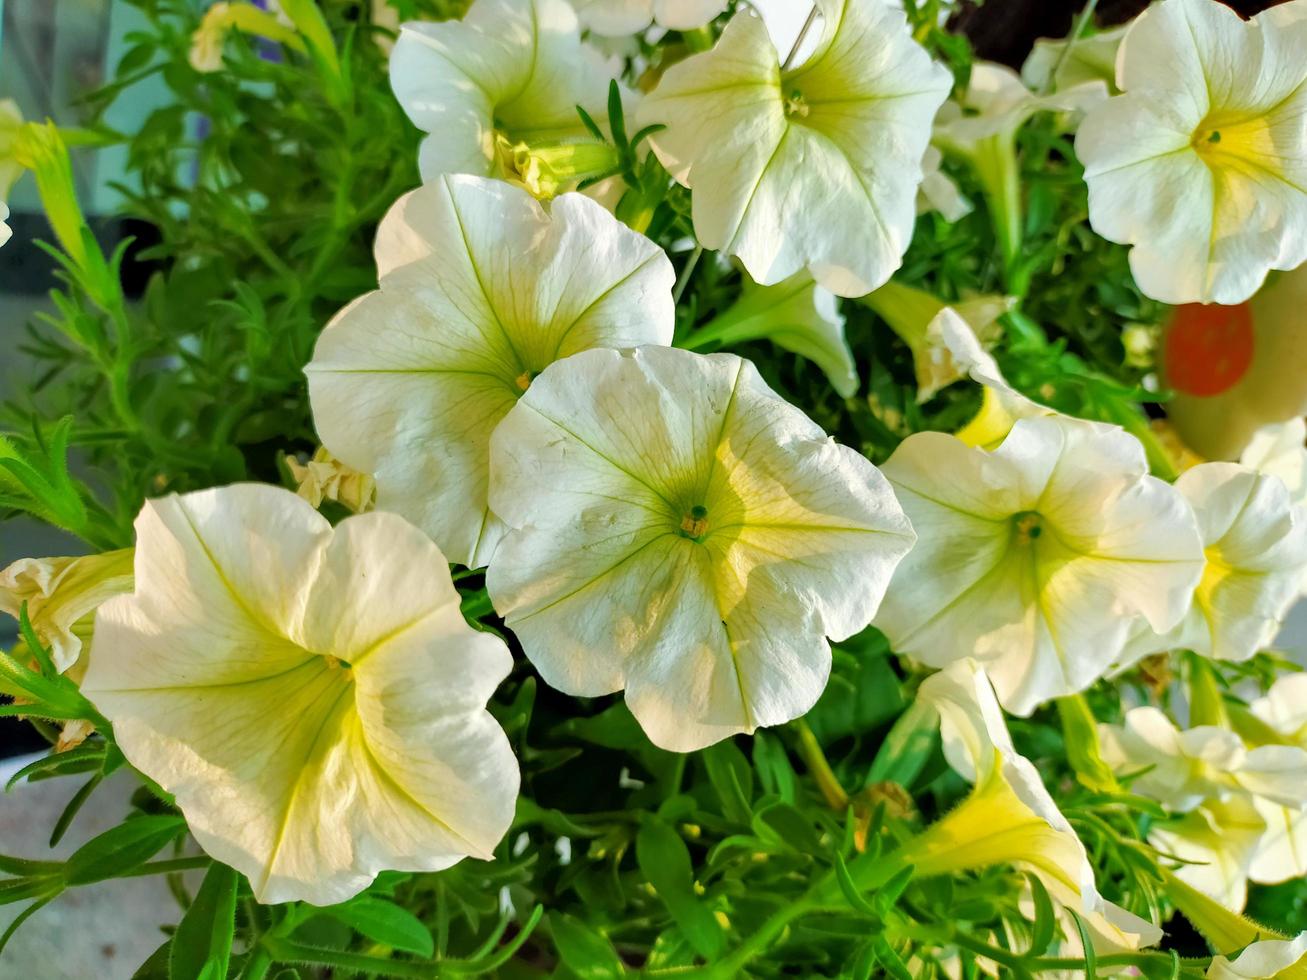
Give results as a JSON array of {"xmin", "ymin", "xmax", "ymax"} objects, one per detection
[{"xmin": 1, "ymin": 0, "xmax": 1301, "ymax": 976}]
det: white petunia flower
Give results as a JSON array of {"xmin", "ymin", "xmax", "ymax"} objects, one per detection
[
  {"xmin": 1021, "ymin": 25, "xmax": 1127, "ymax": 95},
  {"xmin": 1246, "ymin": 674, "xmax": 1307, "ymax": 887},
  {"xmin": 486, "ymin": 345, "xmax": 915, "ymax": 751},
  {"xmin": 934, "ymin": 62, "xmax": 1107, "ymax": 153},
  {"xmin": 1076, "ymin": 0, "xmax": 1307, "ymax": 305},
  {"xmin": 0, "ymin": 550, "xmax": 135, "ymax": 675},
  {"xmin": 390, "ymin": 0, "xmax": 615, "ymax": 186},
  {"xmin": 82, "ymin": 485, "xmax": 519, "ymax": 906},
  {"xmin": 636, "ymin": 0, "xmax": 951, "ymax": 297},
  {"xmin": 876, "ymin": 415, "xmax": 1205, "ymax": 715},
  {"xmin": 1099, "ymin": 707, "xmax": 1307, "ymax": 813},
  {"xmin": 0, "ymin": 201, "xmax": 10, "ymax": 248},
  {"xmin": 1122, "ymin": 464, "xmax": 1307, "ymax": 663},
  {"xmin": 1209, "ymin": 933, "xmax": 1307, "ymax": 980},
  {"xmin": 571, "ymin": 0, "xmax": 727, "ymax": 35},
  {"xmin": 907, "ymin": 660, "xmax": 1162, "ymax": 952},
  {"xmin": 306, "ymin": 175, "xmax": 674, "ymax": 568},
  {"xmin": 1149, "ymin": 797, "xmax": 1267, "ymax": 911},
  {"xmin": 1242, "ymin": 420, "xmax": 1307, "ymax": 508}
]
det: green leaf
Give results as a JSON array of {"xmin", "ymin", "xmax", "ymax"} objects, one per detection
[
  {"xmin": 1055, "ymin": 695, "xmax": 1119, "ymax": 793},
  {"xmin": 833, "ymin": 851, "xmax": 879, "ymax": 918},
  {"xmin": 50, "ymin": 773, "xmax": 104, "ymax": 847},
  {"xmin": 1024, "ymin": 872, "xmax": 1057, "ymax": 957},
  {"xmin": 751, "ymin": 731, "xmax": 797, "ymax": 804},
  {"xmin": 806, "ymin": 635, "xmax": 902, "ymax": 743},
  {"xmin": 872, "ymin": 864, "xmax": 914, "ymax": 919},
  {"xmin": 702, "ymin": 741, "xmax": 753, "ymax": 825},
  {"xmin": 7, "ymin": 742, "xmax": 106, "ymax": 790},
  {"xmin": 1068, "ymin": 910, "xmax": 1098, "ymax": 979},
  {"xmin": 866, "ymin": 699, "xmax": 940, "ymax": 790},
  {"xmin": 636, "ymin": 817, "xmax": 725, "ymax": 959},
  {"xmin": 0, "ymin": 893, "xmax": 58, "ymax": 954},
  {"xmin": 550, "ymin": 912, "xmax": 626, "ymax": 979},
  {"xmin": 170, "ymin": 863, "xmax": 238, "ymax": 980},
  {"xmin": 64, "ymin": 815, "xmax": 185, "ymax": 885},
  {"xmin": 132, "ymin": 938, "xmax": 172, "ymax": 980},
  {"xmin": 321, "ymin": 896, "xmax": 435, "ymax": 957}
]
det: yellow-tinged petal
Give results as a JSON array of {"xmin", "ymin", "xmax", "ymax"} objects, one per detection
[
  {"xmin": 636, "ymin": 0, "xmax": 950, "ymax": 296},
  {"xmin": 390, "ymin": 0, "xmax": 615, "ymax": 185},
  {"xmin": 306, "ymin": 175, "xmax": 674, "ymax": 568},
  {"xmin": 907, "ymin": 661, "xmax": 1162, "ymax": 950},
  {"xmin": 1099, "ymin": 706, "xmax": 1307, "ymax": 813},
  {"xmin": 1209, "ymin": 934, "xmax": 1307, "ymax": 980},
  {"xmin": 1122, "ymin": 463, "xmax": 1307, "ymax": 664},
  {"xmin": 82, "ymin": 485, "xmax": 518, "ymax": 905},
  {"xmin": 876, "ymin": 416, "xmax": 1204, "ymax": 714},
  {"xmin": 486, "ymin": 346, "xmax": 914, "ymax": 751},
  {"xmin": 1150, "ymin": 798, "xmax": 1267, "ymax": 911},
  {"xmin": 1076, "ymin": 0, "xmax": 1307, "ymax": 305},
  {"xmin": 0, "ymin": 549, "xmax": 134, "ymax": 674}
]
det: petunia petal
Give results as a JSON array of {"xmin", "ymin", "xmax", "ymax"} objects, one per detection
[
  {"xmin": 487, "ymin": 345, "xmax": 912, "ymax": 749},
  {"xmin": 307, "ymin": 175, "xmax": 674, "ymax": 568},
  {"xmin": 637, "ymin": 0, "xmax": 950, "ymax": 296},
  {"xmin": 83, "ymin": 486, "xmax": 518, "ymax": 905}
]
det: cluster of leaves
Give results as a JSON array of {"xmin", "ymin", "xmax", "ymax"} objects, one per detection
[{"xmin": 2, "ymin": 0, "xmax": 1303, "ymax": 977}]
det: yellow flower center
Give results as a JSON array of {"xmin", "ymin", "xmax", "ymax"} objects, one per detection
[
  {"xmin": 1191, "ymin": 111, "xmax": 1279, "ymax": 178},
  {"xmin": 514, "ymin": 371, "xmax": 534, "ymax": 393},
  {"xmin": 784, "ymin": 89, "xmax": 810, "ymax": 119},
  {"xmin": 1012, "ymin": 511, "xmax": 1043, "ymax": 546},
  {"xmin": 680, "ymin": 504, "xmax": 710, "ymax": 541}
]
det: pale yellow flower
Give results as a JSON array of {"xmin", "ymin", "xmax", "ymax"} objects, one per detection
[
  {"xmin": 1077, "ymin": 0, "xmax": 1307, "ymax": 304},
  {"xmin": 83, "ymin": 485, "xmax": 519, "ymax": 905},
  {"xmin": 0, "ymin": 550, "xmax": 135, "ymax": 674},
  {"xmin": 486, "ymin": 346, "xmax": 914, "ymax": 751}
]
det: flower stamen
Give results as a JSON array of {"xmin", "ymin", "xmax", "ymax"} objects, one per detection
[
  {"xmin": 680, "ymin": 504, "xmax": 710, "ymax": 540},
  {"xmin": 1012, "ymin": 511, "xmax": 1043, "ymax": 545}
]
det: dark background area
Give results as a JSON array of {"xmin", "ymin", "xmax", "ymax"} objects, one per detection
[{"xmin": 951, "ymin": 0, "xmax": 1291, "ymax": 67}]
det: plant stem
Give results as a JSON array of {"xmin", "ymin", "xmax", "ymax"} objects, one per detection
[
  {"xmin": 1042, "ymin": 0, "xmax": 1101, "ymax": 95},
  {"xmin": 672, "ymin": 244, "xmax": 704, "ymax": 306},
  {"xmin": 120, "ymin": 855, "xmax": 212, "ymax": 878},
  {"xmin": 262, "ymin": 939, "xmax": 440, "ymax": 978},
  {"xmin": 782, "ymin": 5, "xmax": 820, "ymax": 71},
  {"xmin": 793, "ymin": 719, "xmax": 850, "ymax": 810}
]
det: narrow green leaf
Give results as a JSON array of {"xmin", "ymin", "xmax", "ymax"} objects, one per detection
[
  {"xmin": 446, "ymin": 905, "xmax": 544, "ymax": 976},
  {"xmin": 64, "ymin": 814, "xmax": 185, "ymax": 885},
  {"xmin": 871, "ymin": 936, "xmax": 913, "ymax": 980},
  {"xmin": 0, "ymin": 893, "xmax": 57, "ymax": 954},
  {"xmin": 550, "ymin": 912, "xmax": 626, "ymax": 979},
  {"xmin": 636, "ymin": 817, "xmax": 725, "ymax": 958},
  {"xmin": 606, "ymin": 79, "xmax": 628, "ymax": 150},
  {"xmin": 170, "ymin": 863, "xmax": 238, "ymax": 980},
  {"xmin": 1024, "ymin": 872, "xmax": 1057, "ymax": 957},
  {"xmin": 1068, "ymin": 910, "xmax": 1098, "ymax": 979},
  {"xmin": 50, "ymin": 772, "xmax": 104, "ymax": 847},
  {"xmin": 872, "ymin": 864, "xmax": 914, "ymax": 919},
  {"xmin": 18, "ymin": 604, "xmax": 57, "ymax": 678},
  {"xmin": 6, "ymin": 742, "xmax": 105, "ymax": 790},
  {"xmin": 1055, "ymin": 695, "xmax": 1119, "ymax": 793},
  {"xmin": 321, "ymin": 896, "xmax": 435, "ymax": 957},
  {"xmin": 702, "ymin": 741, "xmax": 752, "ymax": 825},
  {"xmin": 832, "ymin": 851, "xmax": 878, "ymax": 918}
]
